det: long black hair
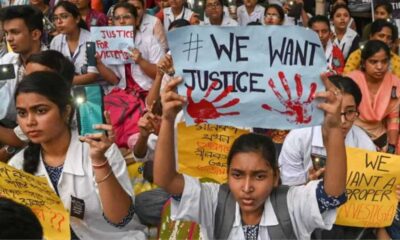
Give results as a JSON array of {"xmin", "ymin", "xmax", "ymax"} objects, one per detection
[{"xmin": 53, "ymin": 1, "xmax": 88, "ymax": 30}]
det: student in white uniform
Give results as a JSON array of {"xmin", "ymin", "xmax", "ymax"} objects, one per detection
[
  {"xmin": 330, "ymin": 4, "xmax": 359, "ymax": 60},
  {"xmin": 201, "ymin": 0, "xmax": 237, "ymax": 26},
  {"xmin": 153, "ymin": 74, "xmax": 348, "ymax": 239},
  {"xmin": 50, "ymin": 1, "xmax": 99, "ymax": 85},
  {"xmin": 161, "ymin": 0, "xmax": 194, "ymax": 31},
  {"xmin": 236, "ymin": 0, "xmax": 264, "ymax": 26},
  {"xmin": 279, "ymin": 75, "xmax": 376, "ymax": 186},
  {"xmin": 264, "ymin": 4, "xmax": 285, "ymax": 25},
  {"xmin": 9, "ymin": 71, "xmax": 146, "ymax": 240}
]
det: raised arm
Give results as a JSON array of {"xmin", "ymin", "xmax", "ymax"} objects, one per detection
[
  {"xmin": 153, "ymin": 77, "xmax": 185, "ymax": 195},
  {"xmin": 315, "ymin": 73, "xmax": 347, "ymax": 197}
]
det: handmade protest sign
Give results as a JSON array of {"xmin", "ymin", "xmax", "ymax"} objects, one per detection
[
  {"xmin": 91, "ymin": 26, "xmax": 134, "ymax": 65},
  {"xmin": 335, "ymin": 148, "xmax": 400, "ymax": 227},
  {"xmin": 0, "ymin": 162, "xmax": 70, "ymax": 239},
  {"xmin": 168, "ymin": 26, "xmax": 327, "ymax": 129},
  {"xmin": 177, "ymin": 122, "xmax": 249, "ymax": 183}
]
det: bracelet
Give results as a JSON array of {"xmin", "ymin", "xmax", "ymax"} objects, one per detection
[
  {"xmin": 96, "ymin": 168, "xmax": 113, "ymax": 184},
  {"xmin": 92, "ymin": 159, "xmax": 109, "ymax": 169}
]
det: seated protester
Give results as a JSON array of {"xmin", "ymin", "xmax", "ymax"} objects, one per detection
[
  {"xmin": 0, "ymin": 6, "xmax": 44, "ymax": 126},
  {"xmin": 154, "ymin": 74, "xmax": 348, "ymax": 239},
  {"xmin": 156, "ymin": 0, "xmax": 195, "ymax": 31},
  {"xmin": 0, "ymin": 197, "xmax": 43, "ymax": 239},
  {"xmin": 308, "ymin": 15, "xmax": 345, "ymax": 74},
  {"xmin": 129, "ymin": 0, "xmax": 168, "ymax": 52},
  {"xmin": 361, "ymin": 2, "xmax": 393, "ymax": 41},
  {"xmin": 96, "ymin": 2, "xmax": 163, "ymax": 148},
  {"xmin": 264, "ymin": 4, "xmax": 284, "ymax": 26},
  {"xmin": 236, "ymin": 0, "xmax": 264, "ymax": 26},
  {"xmin": 282, "ymin": 0, "xmax": 309, "ymax": 26},
  {"xmin": 279, "ymin": 75, "xmax": 375, "ymax": 186},
  {"xmin": 201, "ymin": 0, "xmax": 237, "ymax": 26},
  {"xmin": 328, "ymin": 0, "xmax": 356, "ymax": 31},
  {"xmin": 50, "ymin": 1, "xmax": 100, "ymax": 85},
  {"xmin": 330, "ymin": 4, "xmax": 360, "ymax": 60},
  {"xmin": 9, "ymin": 71, "xmax": 146, "ymax": 239},
  {"xmin": 0, "ymin": 50, "xmax": 75, "ymax": 162},
  {"xmin": 68, "ymin": 0, "xmax": 108, "ymax": 30},
  {"xmin": 347, "ymin": 40, "xmax": 400, "ymax": 153},
  {"xmin": 344, "ymin": 19, "xmax": 400, "ymax": 78}
]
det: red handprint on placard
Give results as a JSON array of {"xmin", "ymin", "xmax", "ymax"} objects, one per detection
[
  {"xmin": 262, "ymin": 71, "xmax": 317, "ymax": 124},
  {"xmin": 187, "ymin": 81, "xmax": 240, "ymax": 124}
]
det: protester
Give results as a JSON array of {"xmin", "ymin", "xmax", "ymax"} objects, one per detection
[
  {"xmin": 68, "ymin": 0, "xmax": 108, "ymax": 30},
  {"xmin": 328, "ymin": 0, "xmax": 356, "ymax": 31},
  {"xmin": 344, "ymin": 19, "xmax": 400, "ymax": 78},
  {"xmin": 9, "ymin": 71, "xmax": 146, "ymax": 239},
  {"xmin": 236, "ymin": 0, "xmax": 264, "ymax": 26},
  {"xmin": 330, "ymin": 3, "xmax": 360, "ymax": 60},
  {"xmin": 263, "ymin": 4, "xmax": 284, "ymax": 26},
  {"xmin": 308, "ymin": 15, "xmax": 345, "ymax": 74},
  {"xmin": 361, "ymin": 1, "xmax": 393, "ymax": 41},
  {"xmin": 347, "ymin": 40, "xmax": 400, "ymax": 153},
  {"xmin": 153, "ymin": 73, "xmax": 348, "ymax": 239},
  {"xmin": 50, "ymin": 1, "xmax": 99, "ymax": 85},
  {"xmin": 156, "ymin": 0, "xmax": 195, "ymax": 31},
  {"xmin": 0, "ymin": 197, "xmax": 43, "ymax": 239},
  {"xmin": 201, "ymin": 0, "xmax": 237, "ymax": 26}
]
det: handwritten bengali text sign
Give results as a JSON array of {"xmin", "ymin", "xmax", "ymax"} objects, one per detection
[
  {"xmin": 91, "ymin": 26, "xmax": 135, "ymax": 65},
  {"xmin": 0, "ymin": 162, "xmax": 70, "ymax": 239},
  {"xmin": 168, "ymin": 26, "xmax": 327, "ymax": 129},
  {"xmin": 335, "ymin": 148, "xmax": 400, "ymax": 227},
  {"xmin": 177, "ymin": 122, "xmax": 249, "ymax": 183}
]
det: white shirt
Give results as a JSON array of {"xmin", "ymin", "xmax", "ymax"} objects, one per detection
[
  {"xmin": 139, "ymin": 14, "xmax": 168, "ymax": 52},
  {"xmin": 236, "ymin": 4, "xmax": 265, "ymax": 26},
  {"xmin": 104, "ymin": 32, "xmax": 163, "ymax": 94},
  {"xmin": 201, "ymin": 14, "xmax": 238, "ymax": 26},
  {"xmin": 8, "ymin": 131, "xmax": 146, "ymax": 240},
  {"xmin": 171, "ymin": 175, "xmax": 337, "ymax": 240},
  {"xmin": 332, "ymin": 27, "xmax": 358, "ymax": 60},
  {"xmin": 0, "ymin": 0, "xmax": 28, "ymax": 7},
  {"xmin": 50, "ymin": 28, "xmax": 98, "ymax": 75},
  {"xmin": 163, "ymin": 7, "xmax": 193, "ymax": 31},
  {"xmin": 279, "ymin": 125, "xmax": 376, "ymax": 186}
]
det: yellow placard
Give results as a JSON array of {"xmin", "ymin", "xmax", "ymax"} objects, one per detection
[
  {"xmin": 335, "ymin": 148, "xmax": 400, "ymax": 227},
  {"xmin": 177, "ymin": 122, "xmax": 249, "ymax": 183},
  {"xmin": 0, "ymin": 162, "xmax": 70, "ymax": 239}
]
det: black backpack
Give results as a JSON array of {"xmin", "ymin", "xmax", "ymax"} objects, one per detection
[{"xmin": 214, "ymin": 184, "xmax": 296, "ymax": 239}]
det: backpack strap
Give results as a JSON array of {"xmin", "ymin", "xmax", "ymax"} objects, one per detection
[
  {"xmin": 267, "ymin": 185, "xmax": 296, "ymax": 239},
  {"xmin": 214, "ymin": 183, "xmax": 236, "ymax": 240}
]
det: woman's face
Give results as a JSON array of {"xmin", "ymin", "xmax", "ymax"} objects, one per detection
[
  {"xmin": 168, "ymin": 0, "xmax": 183, "ymax": 10},
  {"xmin": 130, "ymin": 0, "xmax": 145, "ymax": 22},
  {"xmin": 228, "ymin": 152, "xmax": 279, "ymax": 219},
  {"xmin": 364, "ymin": 49, "xmax": 389, "ymax": 82},
  {"xmin": 53, "ymin": 7, "xmax": 80, "ymax": 34},
  {"xmin": 113, "ymin": 7, "xmax": 136, "ymax": 26},
  {"xmin": 205, "ymin": 0, "xmax": 223, "ymax": 23},
  {"xmin": 332, "ymin": 8, "xmax": 350, "ymax": 30},
  {"xmin": 264, "ymin": 7, "xmax": 282, "ymax": 25},
  {"xmin": 16, "ymin": 92, "xmax": 69, "ymax": 144},
  {"xmin": 374, "ymin": 6, "xmax": 390, "ymax": 20},
  {"xmin": 340, "ymin": 93, "xmax": 358, "ymax": 136}
]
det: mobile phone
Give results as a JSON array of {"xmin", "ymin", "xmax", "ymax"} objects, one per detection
[
  {"xmin": 192, "ymin": 0, "xmax": 205, "ymax": 21},
  {"xmin": 227, "ymin": 0, "xmax": 237, "ymax": 19},
  {"xmin": 287, "ymin": 1, "xmax": 302, "ymax": 19},
  {"xmin": 86, "ymin": 42, "xmax": 96, "ymax": 67},
  {"xmin": 0, "ymin": 64, "xmax": 15, "ymax": 81},
  {"xmin": 311, "ymin": 153, "xmax": 327, "ymax": 171},
  {"xmin": 73, "ymin": 85, "xmax": 105, "ymax": 136}
]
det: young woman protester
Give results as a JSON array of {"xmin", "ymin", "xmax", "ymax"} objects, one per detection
[
  {"xmin": 263, "ymin": 4, "xmax": 284, "ymax": 26},
  {"xmin": 201, "ymin": 0, "xmax": 237, "ymax": 26},
  {"xmin": 153, "ymin": 73, "xmax": 348, "ymax": 239},
  {"xmin": 8, "ymin": 71, "xmax": 146, "ymax": 239}
]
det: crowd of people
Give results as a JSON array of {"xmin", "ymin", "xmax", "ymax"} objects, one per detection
[{"xmin": 0, "ymin": 0, "xmax": 399, "ymax": 239}]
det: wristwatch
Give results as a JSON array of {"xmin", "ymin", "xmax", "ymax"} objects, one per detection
[
  {"xmin": 387, "ymin": 144, "xmax": 396, "ymax": 154},
  {"xmin": 4, "ymin": 145, "xmax": 17, "ymax": 155}
]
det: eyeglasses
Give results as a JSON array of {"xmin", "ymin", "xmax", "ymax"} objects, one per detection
[
  {"xmin": 340, "ymin": 109, "xmax": 359, "ymax": 121},
  {"xmin": 265, "ymin": 13, "xmax": 280, "ymax": 19},
  {"xmin": 113, "ymin": 14, "xmax": 134, "ymax": 22},
  {"xmin": 206, "ymin": 2, "xmax": 222, "ymax": 8},
  {"xmin": 51, "ymin": 13, "xmax": 72, "ymax": 22}
]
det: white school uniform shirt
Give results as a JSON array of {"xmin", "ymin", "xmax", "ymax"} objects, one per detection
[
  {"xmin": 236, "ymin": 4, "xmax": 265, "ymax": 26},
  {"xmin": 0, "ymin": 0, "xmax": 28, "ymax": 7},
  {"xmin": 163, "ymin": 7, "xmax": 193, "ymax": 32},
  {"xmin": 8, "ymin": 131, "xmax": 147, "ymax": 240},
  {"xmin": 104, "ymin": 32, "xmax": 163, "ymax": 94},
  {"xmin": 139, "ymin": 14, "xmax": 168, "ymax": 53},
  {"xmin": 332, "ymin": 27, "xmax": 358, "ymax": 60},
  {"xmin": 279, "ymin": 125, "xmax": 376, "ymax": 186},
  {"xmin": 50, "ymin": 28, "xmax": 98, "ymax": 75},
  {"xmin": 171, "ymin": 175, "xmax": 337, "ymax": 240},
  {"xmin": 201, "ymin": 14, "xmax": 238, "ymax": 26}
]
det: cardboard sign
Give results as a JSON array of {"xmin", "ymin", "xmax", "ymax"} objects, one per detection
[
  {"xmin": 335, "ymin": 148, "xmax": 400, "ymax": 227},
  {"xmin": 0, "ymin": 162, "xmax": 70, "ymax": 239},
  {"xmin": 91, "ymin": 26, "xmax": 135, "ymax": 65},
  {"xmin": 177, "ymin": 122, "xmax": 249, "ymax": 183},
  {"xmin": 168, "ymin": 26, "xmax": 327, "ymax": 129}
]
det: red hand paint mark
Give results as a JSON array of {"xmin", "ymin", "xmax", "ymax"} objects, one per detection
[
  {"xmin": 187, "ymin": 84, "xmax": 240, "ymax": 124},
  {"xmin": 262, "ymin": 71, "xmax": 317, "ymax": 124},
  {"xmin": 57, "ymin": 215, "xmax": 65, "ymax": 232}
]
